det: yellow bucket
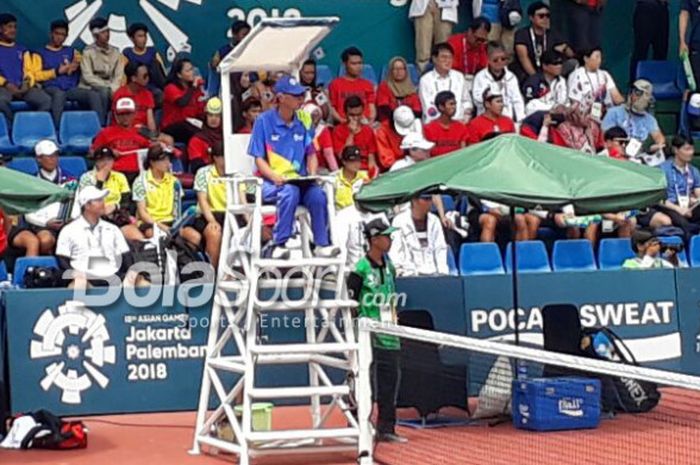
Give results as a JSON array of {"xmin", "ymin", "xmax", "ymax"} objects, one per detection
[{"xmin": 234, "ymin": 403, "xmax": 273, "ymax": 431}]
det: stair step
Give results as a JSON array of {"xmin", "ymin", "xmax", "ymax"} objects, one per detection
[
  {"xmin": 248, "ymin": 385, "xmax": 349, "ymax": 399},
  {"xmin": 247, "ymin": 427, "xmax": 359, "ymax": 442},
  {"xmin": 250, "ymin": 343, "xmax": 358, "ymax": 355}
]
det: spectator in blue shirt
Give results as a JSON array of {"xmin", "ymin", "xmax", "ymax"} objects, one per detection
[
  {"xmin": 657, "ymin": 135, "xmax": 700, "ymax": 237},
  {"xmin": 248, "ymin": 75, "xmax": 339, "ymax": 259},
  {"xmin": 601, "ymin": 80, "xmax": 665, "ymax": 157},
  {"xmin": 34, "ymin": 20, "xmax": 104, "ymax": 127}
]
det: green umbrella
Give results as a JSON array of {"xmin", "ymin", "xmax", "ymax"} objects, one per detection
[
  {"xmin": 0, "ymin": 167, "xmax": 73, "ymax": 215},
  {"xmin": 356, "ymin": 134, "xmax": 667, "ymax": 214}
]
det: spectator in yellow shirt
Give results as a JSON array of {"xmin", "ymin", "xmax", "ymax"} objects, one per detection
[{"xmin": 334, "ymin": 145, "xmax": 369, "ymax": 211}]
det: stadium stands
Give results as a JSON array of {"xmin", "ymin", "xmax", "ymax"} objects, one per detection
[
  {"xmin": 11, "ymin": 112, "xmax": 57, "ymax": 153},
  {"xmin": 552, "ymin": 239, "xmax": 597, "ymax": 272},
  {"xmin": 59, "ymin": 111, "xmax": 101, "ymax": 153},
  {"xmin": 504, "ymin": 241, "xmax": 551, "ymax": 274},
  {"xmin": 380, "ymin": 62, "xmax": 421, "ymax": 86},
  {"xmin": 59, "ymin": 156, "xmax": 88, "ymax": 177},
  {"xmin": 7, "ymin": 157, "xmax": 39, "ymax": 176},
  {"xmin": 459, "ymin": 242, "xmax": 504, "ymax": 276},
  {"xmin": 598, "ymin": 238, "xmax": 636, "ymax": 270},
  {"xmin": 12, "ymin": 256, "xmax": 59, "ymax": 287},
  {"xmin": 0, "ymin": 115, "xmax": 18, "ymax": 155}
]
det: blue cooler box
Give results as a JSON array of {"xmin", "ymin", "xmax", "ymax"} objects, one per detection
[{"xmin": 512, "ymin": 377, "xmax": 601, "ymax": 431}]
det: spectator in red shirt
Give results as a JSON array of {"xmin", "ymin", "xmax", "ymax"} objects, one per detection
[
  {"xmin": 598, "ymin": 126, "xmax": 628, "ymax": 160},
  {"xmin": 554, "ymin": 105, "xmax": 604, "ymax": 154},
  {"xmin": 328, "ymin": 47, "xmax": 376, "ymax": 124},
  {"xmin": 161, "ymin": 58, "xmax": 205, "ymax": 144},
  {"xmin": 424, "ymin": 91, "xmax": 470, "ymax": 157},
  {"xmin": 467, "ymin": 88, "xmax": 516, "ymax": 144},
  {"xmin": 92, "ymin": 97, "xmax": 152, "ymax": 182},
  {"xmin": 447, "ymin": 17, "xmax": 490, "ymax": 78},
  {"xmin": 302, "ymin": 102, "xmax": 336, "ymax": 172},
  {"xmin": 188, "ymin": 97, "xmax": 223, "ymax": 173},
  {"xmin": 112, "ymin": 62, "xmax": 155, "ymax": 132},
  {"xmin": 376, "ymin": 57, "xmax": 421, "ymax": 122},
  {"xmin": 0, "ymin": 206, "xmax": 7, "ymax": 262},
  {"xmin": 519, "ymin": 107, "xmax": 566, "ymax": 143},
  {"xmin": 237, "ymin": 97, "xmax": 262, "ymax": 135},
  {"xmin": 375, "ymin": 105, "xmax": 422, "ymax": 171},
  {"xmin": 332, "ymin": 96, "xmax": 378, "ymax": 176}
]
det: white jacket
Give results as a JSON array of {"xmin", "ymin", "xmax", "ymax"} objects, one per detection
[
  {"xmin": 409, "ymin": 0, "xmax": 459, "ymax": 23},
  {"xmin": 389, "ymin": 210, "xmax": 449, "ymax": 277},
  {"xmin": 335, "ymin": 205, "xmax": 367, "ymax": 270},
  {"xmin": 472, "ymin": 68, "xmax": 526, "ymax": 122},
  {"xmin": 419, "ymin": 69, "xmax": 473, "ymax": 123}
]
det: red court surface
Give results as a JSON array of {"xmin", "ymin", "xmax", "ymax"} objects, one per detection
[{"xmin": 2, "ymin": 389, "xmax": 699, "ymax": 465}]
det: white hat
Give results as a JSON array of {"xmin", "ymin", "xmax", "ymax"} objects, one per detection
[
  {"xmin": 400, "ymin": 132, "xmax": 435, "ymax": 151},
  {"xmin": 690, "ymin": 93, "xmax": 700, "ymax": 110},
  {"xmin": 78, "ymin": 186, "xmax": 109, "ymax": 207},
  {"xmin": 393, "ymin": 105, "xmax": 422, "ymax": 136},
  {"xmin": 115, "ymin": 97, "xmax": 136, "ymax": 114},
  {"xmin": 34, "ymin": 139, "xmax": 59, "ymax": 157}
]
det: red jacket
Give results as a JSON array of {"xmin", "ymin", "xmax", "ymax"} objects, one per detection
[{"xmin": 375, "ymin": 81, "xmax": 422, "ymax": 122}]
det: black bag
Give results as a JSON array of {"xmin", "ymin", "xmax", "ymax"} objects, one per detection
[
  {"xmin": 23, "ymin": 266, "xmax": 62, "ymax": 288},
  {"xmin": 13, "ymin": 409, "xmax": 88, "ymax": 450},
  {"xmin": 582, "ymin": 327, "xmax": 661, "ymax": 413}
]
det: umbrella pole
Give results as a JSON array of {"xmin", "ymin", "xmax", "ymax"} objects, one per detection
[{"xmin": 510, "ymin": 209, "xmax": 520, "ymax": 347}]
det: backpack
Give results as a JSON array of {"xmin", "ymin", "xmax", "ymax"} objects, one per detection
[
  {"xmin": 9, "ymin": 410, "xmax": 87, "ymax": 450},
  {"xmin": 23, "ymin": 266, "xmax": 63, "ymax": 289},
  {"xmin": 582, "ymin": 327, "xmax": 661, "ymax": 414}
]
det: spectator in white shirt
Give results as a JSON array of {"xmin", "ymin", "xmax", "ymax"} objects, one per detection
[
  {"xmin": 419, "ymin": 42, "xmax": 473, "ymax": 124},
  {"xmin": 472, "ymin": 42, "xmax": 526, "ymax": 122},
  {"xmin": 390, "ymin": 194, "xmax": 450, "ymax": 276},
  {"xmin": 567, "ymin": 47, "xmax": 624, "ymax": 118},
  {"xmin": 409, "ymin": 0, "xmax": 459, "ymax": 72},
  {"xmin": 390, "ymin": 132, "xmax": 435, "ymax": 172},
  {"xmin": 56, "ymin": 186, "xmax": 138, "ymax": 289}
]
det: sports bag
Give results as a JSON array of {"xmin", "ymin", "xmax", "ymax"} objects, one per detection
[
  {"xmin": 582, "ymin": 327, "xmax": 661, "ymax": 414},
  {"xmin": 7, "ymin": 410, "xmax": 87, "ymax": 450}
]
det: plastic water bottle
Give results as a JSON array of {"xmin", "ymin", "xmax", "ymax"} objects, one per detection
[{"xmin": 517, "ymin": 360, "xmax": 528, "ymax": 380}]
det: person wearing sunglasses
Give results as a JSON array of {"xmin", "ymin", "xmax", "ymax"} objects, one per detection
[
  {"xmin": 601, "ymin": 79, "xmax": 665, "ymax": 159},
  {"xmin": 472, "ymin": 41, "xmax": 526, "ymax": 122},
  {"xmin": 112, "ymin": 62, "xmax": 156, "ymax": 133},
  {"xmin": 512, "ymin": 2, "xmax": 574, "ymax": 83}
]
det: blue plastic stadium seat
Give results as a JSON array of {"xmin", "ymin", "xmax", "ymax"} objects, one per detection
[
  {"xmin": 598, "ymin": 238, "xmax": 636, "ymax": 270},
  {"xmin": 337, "ymin": 64, "xmax": 378, "ymax": 85},
  {"xmin": 9, "ymin": 101, "xmax": 31, "ymax": 112},
  {"xmin": 459, "ymin": 242, "xmax": 504, "ymax": 276},
  {"xmin": 59, "ymin": 111, "xmax": 101, "ymax": 153},
  {"xmin": 0, "ymin": 115, "xmax": 18, "ymax": 155},
  {"xmin": 183, "ymin": 188, "xmax": 196, "ymax": 201},
  {"xmin": 505, "ymin": 241, "xmax": 551, "ymax": 273},
  {"xmin": 171, "ymin": 158, "xmax": 185, "ymax": 173},
  {"xmin": 7, "ymin": 157, "xmax": 38, "ymax": 176},
  {"xmin": 315, "ymin": 64, "xmax": 335, "ymax": 86},
  {"xmin": 0, "ymin": 260, "xmax": 7, "ymax": 282},
  {"xmin": 59, "ymin": 156, "xmax": 88, "ymax": 177},
  {"xmin": 691, "ymin": 236, "xmax": 700, "ymax": 267},
  {"xmin": 379, "ymin": 63, "xmax": 421, "ymax": 86},
  {"xmin": 12, "ymin": 112, "xmax": 58, "ymax": 153},
  {"xmin": 12, "ymin": 256, "xmax": 59, "ymax": 287},
  {"xmin": 552, "ymin": 239, "xmax": 597, "ymax": 272},
  {"xmin": 658, "ymin": 236, "xmax": 689, "ymax": 267},
  {"xmin": 447, "ymin": 248, "xmax": 458, "ymax": 276},
  {"xmin": 635, "ymin": 60, "xmax": 682, "ymax": 100},
  {"xmin": 206, "ymin": 69, "xmax": 221, "ymax": 98}
]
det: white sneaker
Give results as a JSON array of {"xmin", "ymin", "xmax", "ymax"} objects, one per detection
[
  {"xmin": 271, "ymin": 246, "xmax": 291, "ymax": 260},
  {"xmin": 315, "ymin": 245, "xmax": 341, "ymax": 258}
]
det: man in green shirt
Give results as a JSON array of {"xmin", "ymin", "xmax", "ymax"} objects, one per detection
[{"xmin": 348, "ymin": 217, "xmax": 407, "ymax": 444}]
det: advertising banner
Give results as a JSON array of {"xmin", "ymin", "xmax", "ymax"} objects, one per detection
[{"xmin": 675, "ymin": 269, "xmax": 700, "ymax": 376}]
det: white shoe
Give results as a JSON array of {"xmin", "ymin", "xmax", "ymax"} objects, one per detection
[
  {"xmin": 271, "ymin": 246, "xmax": 291, "ymax": 260},
  {"xmin": 315, "ymin": 245, "xmax": 341, "ymax": 258}
]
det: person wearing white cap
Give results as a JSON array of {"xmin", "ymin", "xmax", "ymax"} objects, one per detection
[
  {"xmin": 390, "ymin": 132, "xmax": 435, "ymax": 173},
  {"xmin": 376, "ymin": 105, "xmax": 422, "ymax": 171},
  {"xmin": 56, "ymin": 186, "xmax": 136, "ymax": 289},
  {"xmin": 91, "ymin": 96, "xmax": 151, "ymax": 182},
  {"xmin": 79, "ymin": 17, "xmax": 123, "ymax": 124},
  {"xmin": 466, "ymin": 87, "xmax": 516, "ymax": 143},
  {"xmin": 12, "ymin": 139, "xmax": 78, "ymax": 256}
]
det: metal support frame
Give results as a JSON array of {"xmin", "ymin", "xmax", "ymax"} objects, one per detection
[{"xmin": 190, "ymin": 176, "xmax": 365, "ymax": 464}]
